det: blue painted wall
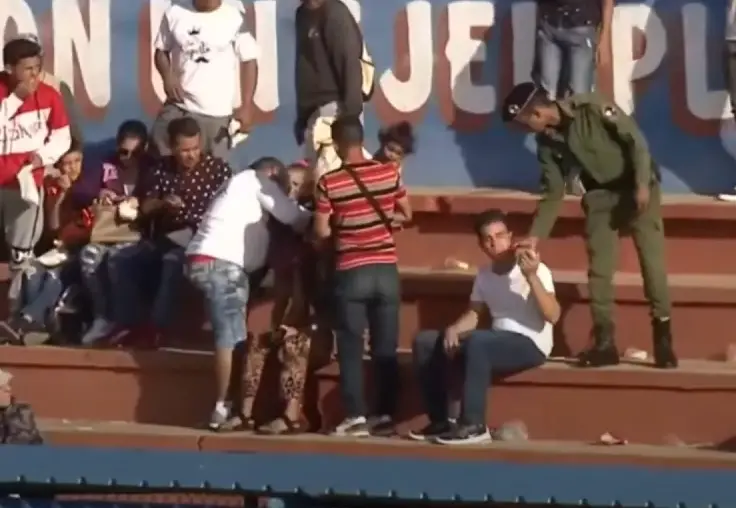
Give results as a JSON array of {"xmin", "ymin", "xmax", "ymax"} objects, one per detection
[{"xmin": 3, "ymin": 0, "xmax": 734, "ymax": 194}]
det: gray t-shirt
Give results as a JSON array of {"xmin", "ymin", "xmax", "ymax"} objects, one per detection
[{"xmin": 727, "ymin": 0, "xmax": 736, "ymax": 40}]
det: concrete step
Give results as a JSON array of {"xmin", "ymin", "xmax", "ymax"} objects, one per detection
[
  {"xmin": 44, "ymin": 265, "xmax": 732, "ymax": 360},
  {"xmin": 7, "ymin": 345, "xmax": 736, "ymax": 446},
  {"xmin": 38, "ymin": 418, "xmax": 736, "ymax": 467},
  {"xmin": 315, "ymin": 355, "xmax": 736, "ymax": 446},
  {"xmin": 400, "ymin": 190, "xmax": 736, "ymax": 275}
]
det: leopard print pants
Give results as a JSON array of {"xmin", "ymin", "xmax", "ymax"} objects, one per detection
[{"xmin": 244, "ymin": 331, "xmax": 311, "ymax": 402}]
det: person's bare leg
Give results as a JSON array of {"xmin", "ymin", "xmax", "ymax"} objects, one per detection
[{"xmin": 213, "ymin": 347, "xmax": 233, "ymax": 423}]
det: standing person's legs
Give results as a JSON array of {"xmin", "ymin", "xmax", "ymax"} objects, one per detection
[
  {"xmin": 3, "ymin": 187, "xmax": 44, "ymax": 314},
  {"xmin": 190, "ymin": 112, "xmax": 232, "ymax": 162},
  {"xmin": 435, "ymin": 330, "xmax": 546, "ymax": 445},
  {"xmin": 725, "ymin": 41, "xmax": 736, "ymax": 115},
  {"xmin": 535, "ymin": 20, "xmax": 564, "ymax": 98},
  {"xmin": 149, "ymin": 102, "xmax": 186, "ymax": 157},
  {"xmin": 559, "ymin": 25, "xmax": 597, "ymax": 95},
  {"xmin": 186, "ymin": 259, "xmax": 249, "ymax": 430},
  {"xmin": 719, "ymin": 41, "xmax": 736, "ymax": 200},
  {"xmin": 628, "ymin": 184, "xmax": 677, "ymax": 368},
  {"xmin": 365, "ymin": 263, "xmax": 400, "ymax": 434},
  {"xmin": 332, "ymin": 265, "xmax": 372, "ymax": 436},
  {"xmin": 578, "ymin": 189, "xmax": 620, "ymax": 367}
]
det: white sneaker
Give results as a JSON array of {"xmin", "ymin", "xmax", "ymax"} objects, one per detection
[
  {"xmin": 209, "ymin": 404, "xmax": 230, "ymax": 430},
  {"xmin": 331, "ymin": 416, "xmax": 369, "ymax": 437},
  {"xmin": 81, "ymin": 318, "xmax": 116, "ymax": 345},
  {"xmin": 718, "ymin": 187, "xmax": 736, "ymax": 202}
]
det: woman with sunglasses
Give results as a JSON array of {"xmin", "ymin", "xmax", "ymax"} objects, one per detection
[{"xmin": 78, "ymin": 120, "xmax": 152, "ymax": 346}]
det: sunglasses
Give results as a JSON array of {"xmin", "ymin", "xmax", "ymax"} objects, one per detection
[{"xmin": 117, "ymin": 147, "xmax": 141, "ymax": 158}]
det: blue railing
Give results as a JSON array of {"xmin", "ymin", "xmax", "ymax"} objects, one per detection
[{"xmin": 0, "ymin": 445, "xmax": 734, "ymax": 508}]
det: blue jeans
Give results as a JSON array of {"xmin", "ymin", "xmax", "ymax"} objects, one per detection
[
  {"xmin": 20, "ymin": 261, "xmax": 72, "ymax": 324},
  {"xmin": 536, "ymin": 20, "xmax": 597, "ymax": 98},
  {"xmin": 186, "ymin": 259, "xmax": 248, "ymax": 349},
  {"xmin": 413, "ymin": 329, "xmax": 546, "ymax": 426},
  {"xmin": 333, "ymin": 263, "xmax": 400, "ymax": 418},
  {"xmin": 79, "ymin": 242, "xmax": 136, "ymax": 322},
  {"xmin": 112, "ymin": 241, "xmax": 185, "ymax": 329}
]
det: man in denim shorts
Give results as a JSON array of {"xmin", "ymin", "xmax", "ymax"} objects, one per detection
[{"xmin": 186, "ymin": 160, "xmax": 311, "ymax": 430}]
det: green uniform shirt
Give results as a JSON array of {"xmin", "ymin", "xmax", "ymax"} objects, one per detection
[{"xmin": 529, "ymin": 92, "xmax": 655, "ymax": 239}]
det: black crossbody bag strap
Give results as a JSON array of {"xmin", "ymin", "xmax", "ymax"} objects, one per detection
[{"xmin": 341, "ymin": 165, "xmax": 393, "ymax": 234}]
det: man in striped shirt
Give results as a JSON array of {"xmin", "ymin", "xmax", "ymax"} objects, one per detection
[{"xmin": 314, "ymin": 115, "xmax": 411, "ymax": 438}]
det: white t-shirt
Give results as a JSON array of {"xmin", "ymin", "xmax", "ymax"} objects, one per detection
[
  {"xmin": 186, "ymin": 170, "xmax": 311, "ymax": 272},
  {"xmin": 470, "ymin": 263, "xmax": 556, "ymax": 356},
  {"xmin": 154, "ymin": 2, "xmax": 260, "ymax": 117}
]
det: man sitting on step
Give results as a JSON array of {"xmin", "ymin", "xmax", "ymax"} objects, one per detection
[{"xmin": 409, "ymin": 209, "xmax": 559, "ymax": 445}]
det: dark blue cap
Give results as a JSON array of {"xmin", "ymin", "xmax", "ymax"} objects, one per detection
[{"xmin": 501, "ymin": 82, "xmax": 539, "ymax": 123}]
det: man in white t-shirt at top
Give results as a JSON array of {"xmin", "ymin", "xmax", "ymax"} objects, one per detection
[
  {"xmin": 151, "ymin": 0, "xmax": 259, "ymax": 160},
  {"xmin": 185, "ymin": 157, "xmax": 311, "ymax": 430},
  {"xmin": 409, "ymin": 209, "xmax": 560, "ymax": 445}
]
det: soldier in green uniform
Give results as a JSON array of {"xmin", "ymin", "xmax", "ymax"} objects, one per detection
[{"xmin": 501, "ymin": 82, "xmax": 677, "ymax": 369}]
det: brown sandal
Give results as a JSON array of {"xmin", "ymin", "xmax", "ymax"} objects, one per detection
[{"xmin": 255, "ymin": 416, "xmax": 303, "ymax": 435}]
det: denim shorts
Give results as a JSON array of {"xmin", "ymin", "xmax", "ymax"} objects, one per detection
[{"xmin": 186, "ymin": 258, "xmax": 249, "ymax": 349}]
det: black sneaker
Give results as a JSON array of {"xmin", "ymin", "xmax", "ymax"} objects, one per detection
[
  {"xmin": 367, "ymin": 415, "xmax": 395, "ymax": 437},
  {"xmin": 331, "ymin": 416, "xmax": 370, "ymax": 437},
  {"xmin": 434, "ymin": 423, "xmax": 491, "ymax": 445},
  {"xmin": 408, "ymin": 420, "xmax": 456, "ymax": 442}
]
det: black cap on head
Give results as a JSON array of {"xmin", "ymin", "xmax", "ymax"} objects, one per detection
[{"xmin": 501, "ymin": 82, "xmax": 539, "ymax": 123}]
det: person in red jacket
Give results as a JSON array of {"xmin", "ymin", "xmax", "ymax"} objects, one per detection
[
  {"xmin": 0, "ymin": 141, "xmax": 90, "ymax": 345},
  {"xmin": 0, "ymin": 37, "xmax": 71, "ymax": 310}
]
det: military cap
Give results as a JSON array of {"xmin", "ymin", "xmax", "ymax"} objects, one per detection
[{"xmin": 501, "ymin": 82, "xmax": 540, "ymax": 123}]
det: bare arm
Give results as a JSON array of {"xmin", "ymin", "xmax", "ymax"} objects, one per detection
[
  {"xmin": 48, "ymin": 191, "xmax": 68, "ymax": 232},
  {"xmin": 527, "ymin": 271, "xmax": 561, "ymax": 324},
  {"xmin": 233, "ymin": 14, "xmax": 260, "ymax": 111},
  {"xmin": 600, "ymin": 0, "xmax": 614, "ymax": 47},
  {"xmin": 394, "ymin": 174, "xmax": 412, "ymax": 222},
  {"xmin": 446, "ymin": 301, "xmax": 487, "ymax": 335},
  {"xmin": 154, "ymin": 49, "xmax": 174, "ymax": 85},
  {"xmin": 313, "ymin": 177, "xmax": 332, "ymax": 239}
]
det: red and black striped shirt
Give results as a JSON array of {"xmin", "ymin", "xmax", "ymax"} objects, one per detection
[{"xmin": 315, "ymin": 160, "xmax": 406, "ymax": 271}]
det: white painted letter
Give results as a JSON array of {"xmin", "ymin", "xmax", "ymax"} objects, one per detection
[
  {"xmin": 51, "ymin": 0, "xmax": 111, "ymax": 108},
  {"xmin": 0, "ymin": 0, "xmax": 38, "ymax": 68},
  {"xmin": 682, "ymin": 3, "xmax": 729, "ymax": 120},
  {"xmin": 378, "ymin": 1, "xmax": 434, "ymax": 113},
  {"xmin": 611, "ymin": 4, "xmax": 666, "ymax": 114},
  {"xmin": 445, "ymin": 1, "xmax": 495, "ymax": 115}
]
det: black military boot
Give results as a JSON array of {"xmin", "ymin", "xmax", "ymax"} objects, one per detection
[
  {"xmin": 652, "ymin": 318, "xmax": 678, "ymax": 369},
  {"xmin": 577, "ymin": 323, "xmax": 620, "ymax": 368}
]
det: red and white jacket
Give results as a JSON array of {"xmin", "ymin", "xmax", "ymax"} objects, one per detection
[{"xmin": 0, "ymin": 73, "xmax": 71, "ymax": 188}]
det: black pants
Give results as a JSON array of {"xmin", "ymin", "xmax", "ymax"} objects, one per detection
[{"xmin": 333, "ymin": 263, "xmax": 400, "ymax": 418}]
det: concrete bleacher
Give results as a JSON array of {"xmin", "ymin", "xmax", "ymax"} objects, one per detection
[{"xmin": 3, "ymin": 189, "xmax": 736, "ymax": 461}]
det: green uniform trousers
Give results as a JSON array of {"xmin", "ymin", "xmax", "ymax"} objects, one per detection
[{"xmin": 582, "ymin": 184, "xmax": 671, "ymax": 327}]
